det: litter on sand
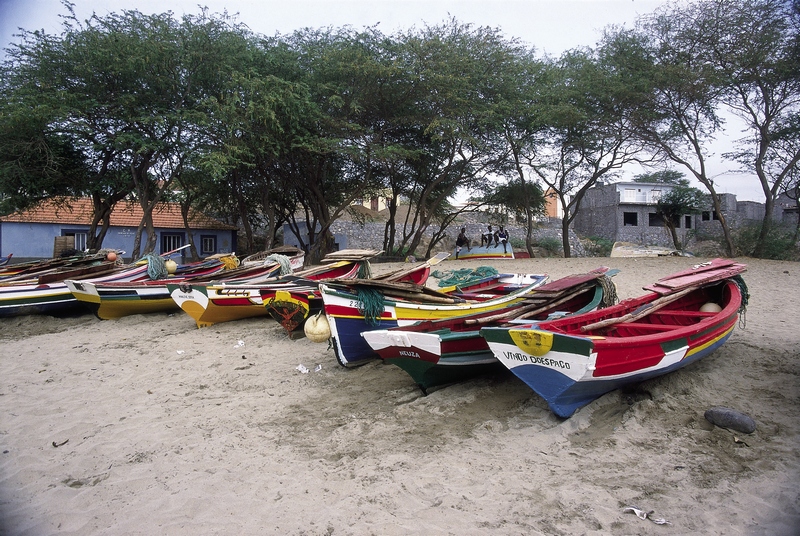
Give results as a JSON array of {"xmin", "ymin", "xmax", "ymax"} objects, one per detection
[{"xmin": 622, "ymin": 506, "xmax": 671, "ymax": 525}]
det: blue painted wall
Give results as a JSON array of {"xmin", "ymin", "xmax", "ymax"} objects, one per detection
[{"xmin": 0, "ymin": 221, "xmax": 236, "ymax": 262}]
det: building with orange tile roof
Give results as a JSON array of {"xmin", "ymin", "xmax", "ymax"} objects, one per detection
[{"xmin": 0, "ymin": 197, "xmax": 237, "ymax": 261}]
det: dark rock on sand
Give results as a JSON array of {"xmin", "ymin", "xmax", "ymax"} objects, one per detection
[{"xmin": 704, "ymin": 406, "xmax": 757, "ymax": 434}]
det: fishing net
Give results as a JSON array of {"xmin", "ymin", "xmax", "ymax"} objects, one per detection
[
  {"xmin": 356, "ymin": 287, "xmax": 385, "ymax": 326},
  {"xmin": 732, "ymin": 275, "xmax": 749, "ymax": 309},
  {"xmin": 432, "ymin": 266, "xmax": 499, "ymax": 288},
  {"xmin": 140, "ymin": 254, "xmax": 168, "ymax": 280},
  {"xmin": 357, "ymin": 261, "xmax": 372, "ymax": 279},
  {"xmin": 732, "ymin": 275, "xmax": 750, "ymax": 328},
  {"xmin": 266, "ymin": 254, "xmax": 293, "ymax": 275}
]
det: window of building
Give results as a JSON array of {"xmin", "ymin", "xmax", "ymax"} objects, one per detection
[
  {"xmin": 648, "ymin": 213, "xmax": 665, "ymax": 227},
  {"xmin": 623, "ymin": 189, "xmax": 637, "ymax": 202},
  {"xmin": 685, "ymin": 215, "xmax": 692, "ymax": 229},
  {"xmin": 200, "ymin": 235, "xmax": 216, "ymax": 255},
  {"xmin": 702, "ymin": 211, "xmax": 720, "ymax": 221},
  {"xmin": 61, "ymin": 230, "xmax": 88, "ymax": 251},
  {"xmin": 161, "ymin": 233, "xmax": 184, "ymax": 255},
  {"xmin": 623, "ymin": 212, "xmax": 638, "ymax": 226}
]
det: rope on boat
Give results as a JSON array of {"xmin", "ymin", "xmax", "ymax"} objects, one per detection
[
  {"xmin": 599, "ymin": 275, "xmax": 619, "ymax": 308},
  {"xmin": 432, "ymin": 266, "xmax": 499, "ymax": 288},
  {"xmin": 357, "ymin": 261, "xmax": 372, "ymax": 279},
  {"xmin": 219, "ymin": 255, "xmax": 240, "ymax": 270},
  {"xmin": 356, "ymin": 287, "xmax": 385, "ymax": 326},
  {"xmin": 732, "ymin": 275, "xmax": 749, "ymax": 329},
  {"xmin": 266, "ymin": 254, "xmax": 293, "ymax": 275},
  {"xmin": 140, "ymin": 254, "xmax": 168, "ymax": 280}
]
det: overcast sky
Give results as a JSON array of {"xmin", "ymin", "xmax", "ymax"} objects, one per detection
[{"xmin": 0, "ymin": 0, "xmax": 762, "ymax": 201}]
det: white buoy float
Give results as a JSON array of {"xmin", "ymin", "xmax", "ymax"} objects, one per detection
[{"xmin": 304, "ymin": 311, "xmax": 331, "ymax": 343}]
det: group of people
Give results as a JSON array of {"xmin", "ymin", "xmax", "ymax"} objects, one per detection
[{"xmin": 455, "ymin": 224, "xmax": 509, "ymax": 259}]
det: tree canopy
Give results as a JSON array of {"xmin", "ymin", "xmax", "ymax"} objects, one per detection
[{"xmin": 1, "ymin": 0, "xmax": 796, "ymax": 259}]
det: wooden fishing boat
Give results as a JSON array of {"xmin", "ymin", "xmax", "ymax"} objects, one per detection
[
  {"xmin": 66, "ymin": 253, "xmax": 300, "ymax": 320},
  {"xmin": 479, "ymin": 259, "xmax": 748, "ymax": 418},
  {"xmin": 167, "ymin": 249, "xmax": 378, "ymax": 328},
  {"xmin": 263, "ymin": 253, "xmax": 449, "ymax": 336},
  {"xmin": 451, "ymin": 244, "xmax": 514, "ymax": 261},
  {"xmin": 316, "ymin": 273, "xmax": 549, "ymax": 368},
  {"xmin": 0, "ymin": 253, "xmax": 113, "ymax": 282},
  {"xmin": 0, "ymin": 260, "xmax": 151, "ymax": 317},
  {"xmin": 361, "ymin": 267, "xmax": 617, "ymax": 393},
  {"xmin": 436, "ymin": 271, "xmax": 556, "ymax": 299}
]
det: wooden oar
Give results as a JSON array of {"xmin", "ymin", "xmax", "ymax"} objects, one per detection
[
  {"xmin": 464, "ymin": 285, "xmax": 594, "ymax": 325},
  {"xmin": 380, "ymin": 289, "xmax": 462, "ymax": 304},
  {"xmin": 579, "ymin": 286, "xmax": 698, "ymax": 333},
  {"xmin": 514, "ymin": 286, "xmax": 595, "ymax": 321}
]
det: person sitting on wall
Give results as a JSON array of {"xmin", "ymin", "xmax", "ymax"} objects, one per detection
[
  {"xmin": 455, "ymin": 227, "xmax": 471, "ymax": 259},
  {"xmin": 494, "ymin": 225, "xmax": 509, "ymax": 253},
  {"xmin": 480, "ymin": 225, "xmax": 494, "ymax": 247}
]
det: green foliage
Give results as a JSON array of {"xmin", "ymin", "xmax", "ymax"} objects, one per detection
[
  {"xmin": 1, "ymin": 0, "xmax": 796, "ymax": 261},
  {"xmin": 733, "ymin": 223, "xmax": 800, "ymax": 260},
  {"xmin": 633, "ymin": 170, "xmax": 686, "ymax": 185},
  {"xmin": 583, "ymin": 236, "xmax": 614, "ymax": 257},
  {"xmin": 509, "ymin": 236, "xmax": 526, "ymax": 249},
  {"xmin": 534, "ymin": 236, "xmax": 562, "ymax": 256},
  {"xmin": 489, "ymin": 180, "xmax": 547, "ymax": 224}
]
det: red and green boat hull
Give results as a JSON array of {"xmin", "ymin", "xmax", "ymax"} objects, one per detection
[{"xmin": 480, "ymin": 279, "xmax": 744, "ymax": 418}]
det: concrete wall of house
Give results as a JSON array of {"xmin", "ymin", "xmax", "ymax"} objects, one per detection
[
  {"xmin": 281, "ymin": 224, "xmax": 350, "ymax": 251},
  {"xmin": 572, "ymin": 184, "xmax": 619, "ymax": 240},
  {"xmin": 736, "ymin": 201, "xmax": 766, "ymax": 222},
  {"xmin": 573, "ymin": 182, "xmax": 698, "ymax": 247},
  {"xmin": 0, "ymin": 222, "xmax": 235, "ymax": 261},
  {"xmin": 283, "ymin": 219, "xmax": 587, "ymax": 257},
  {"xmin": 776, "ymin": 193, "xmax": 798, "ymax": 225},
  {"xmin": 614, "ymin": 206, "xmax": 695, "ymax": 247}
]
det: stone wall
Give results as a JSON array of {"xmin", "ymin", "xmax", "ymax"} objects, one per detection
[{"xmin": 329, "ymin": 219, "xmax": 586, "ymax": 257}]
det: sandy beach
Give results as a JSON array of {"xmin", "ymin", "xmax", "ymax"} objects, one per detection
[{"xmin": 1, "ymin": 256, "xmax": 798, "ymax": 535}]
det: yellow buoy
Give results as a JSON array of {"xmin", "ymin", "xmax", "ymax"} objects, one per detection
[{"xmin": 165, "ymin": 259, "xmax": 178, "ymax": 274}]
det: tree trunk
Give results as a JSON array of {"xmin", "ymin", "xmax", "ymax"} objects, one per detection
[
  {"xmin": 524, "ymin": 208, "xmax": 536, "ymax": 258},
  {"xmin": 180, "ymin": 200, "xmax": 199, "ymax": 261},
  {"xmin": 752, "ymin": 195, "xmax": 775, "ymax": 258},
  {"xmin": 666, "ymin": 222, "xmax": 681, "ymax": 250},
  {"xmin": 231, "ymin": 171, "xmax": 255, "ymax": 253}
]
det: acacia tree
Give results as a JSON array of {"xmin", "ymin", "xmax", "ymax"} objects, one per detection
[
  {"xmin": 520, "ymin": 49, "xmax": 652, "ymax": 257},
  {"xmin": 491, "ymin": 179, "xmax": 547, "ymax": 253},
  {"xmin": 636, "ymin": 171, "xmax": 706, "ymax": 250},
  {"xmin": 281, "ymin": 27, "xmax": 401, "ymax": 262},
  {"xmin": 0, "ymin": 4, "xmax": 137, "ymax": 249},
  {"xmin": 1, "ymin": 5, "xmax": 262, "ymax": 257},
  {"xmin": 656, "ymin": 182, "xmax": 706, "ymax": 250},
  {"xmin": 621, "ymin": 0, "xmax": 799, "ymax": 258},
  {"xmin": 394, "ymin": 20, "xmax": 523, "ymax": 256},
  {"xmin": 492, "ymin": 43, "xmax": 555, "ymax": 257},
  {"xmin": 699, "ymin": 0, "xmax": 800, "ymax": 257}
]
